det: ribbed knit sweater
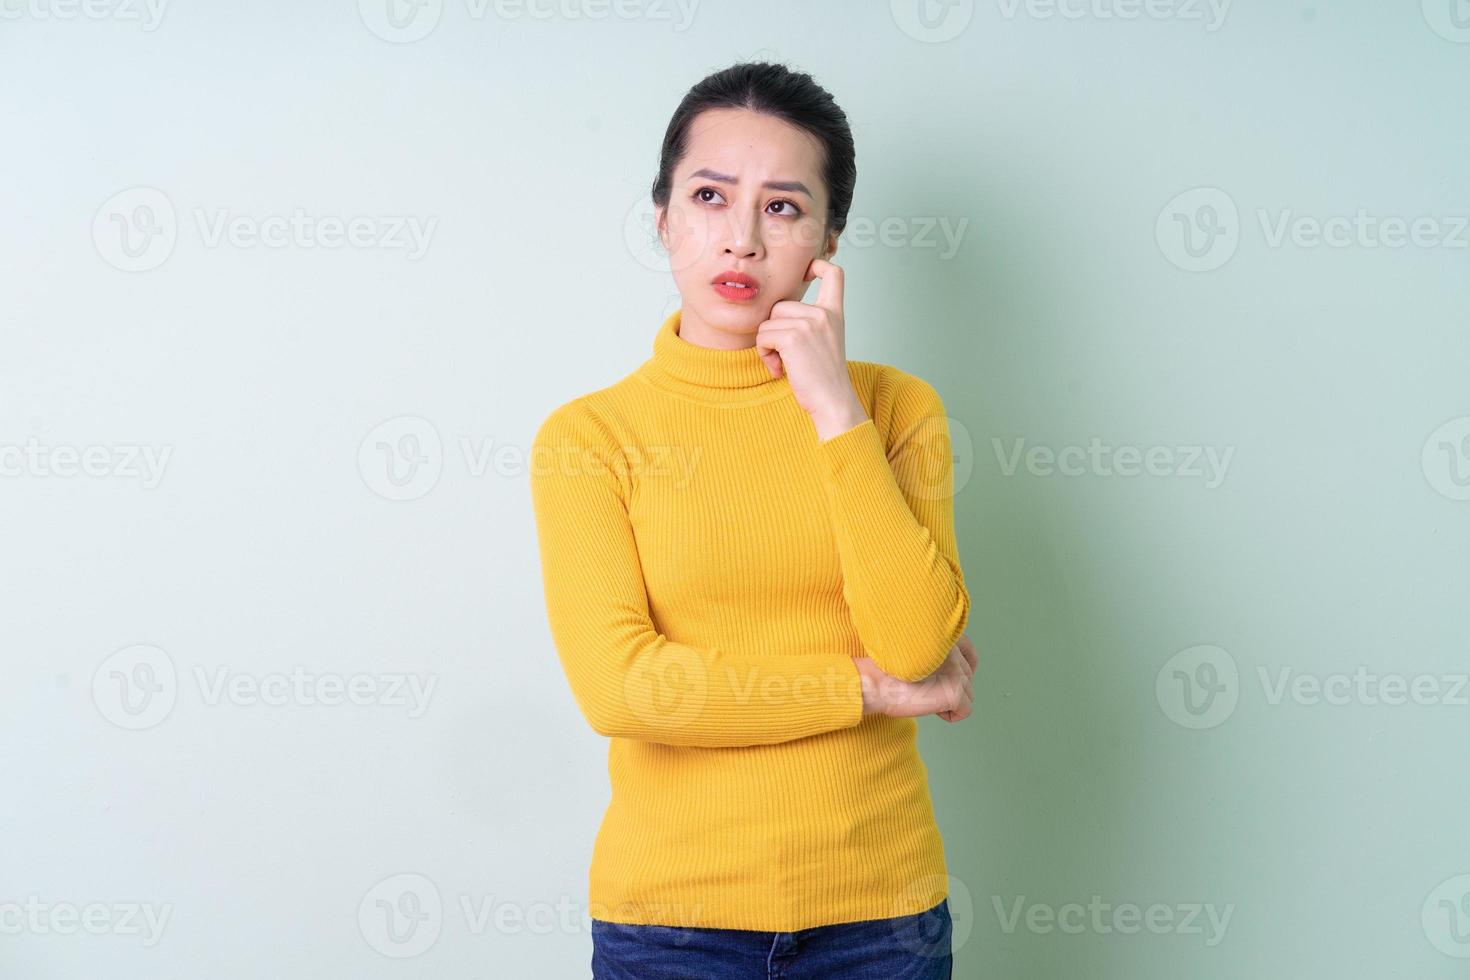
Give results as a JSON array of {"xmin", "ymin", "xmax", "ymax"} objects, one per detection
[{"xmin": 528, "ymin": 307, "xmax": 971, "ymax": 932}]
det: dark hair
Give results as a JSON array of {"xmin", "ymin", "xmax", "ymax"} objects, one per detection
[{"xmin": 651, "ymin": 61, "xmax": 857, "ymax": 242}]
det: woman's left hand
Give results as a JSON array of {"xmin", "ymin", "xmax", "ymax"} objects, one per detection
[{"xmin": 755, "ymin": 257, "xmax": 868, "ymax": 440}]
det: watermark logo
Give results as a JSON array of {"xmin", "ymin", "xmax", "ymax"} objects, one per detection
[
  {"xmin": 93, "ymin": 187, "xmax": 437, "ymax": 271},
  {"xmin": 91, "ymin": 644, "xmax": 439, "ymax": 728},
  {"xmin": 359, "ymin": 0, "xmax": 699, "ymax": 41},
  {"xmin": 1258, "ymin": 666, "xmax": 1468, "ymax": 707},
  {"xmin": 1159, "ymin": 646, "xmax": 1470, "ymax": 728},
  {"xmin": 991, "ymin": 437, "xmax": 1234, "ymax": 488},
  {"xmin": 1159, "ymin": 186, "xmax": 1469, "ymax": 270},
  {"xmin": 1422, "ymin": 0, "xmax": 1470, "ymax": 42},
  {"xmin": 838, "ymin": 215, "xmax": 970, "ymax": 260},
  {"xmin": 359, "ymin": 0, "xmax": 444, "ymax": 42},
  {"xmin": 1422, "ymin": 415, "xmax": 1470, "ymax": 501},
  {"xmin": 0, "ymin": 0, "xmax": 169, "ymax": 30},
  {"xmin": 92, "ymin": 644, "xmax": 177, "ymax": 731},
  {"xmin": 92, "ymin": 187, "xmax": 177, "ymax": 272},
  {"xmin": 359, "ymin": 873, "xmax": 443, "ymax": 957},
  {"xmin": 995, "ymin": 0, "xmax": 1231, "ymax": 30},
  {"xmin": 359, "ymin": 415, "xmax": 444, "ymax": 501},
  {"xmin": 0, "ymin": 896, "xmax": 173, "ymax": 946},
  {"xmin": 1257, "ymin": 209, "xmax": 1469, "ymax": 250},
  {"xmin": 992, "ymin": 893, "xmax": 1234, "ymax": 946},
  {"xmin": 1156, "ymin": 187, "xmax": 1239, "ymax": 272},
  {"xmin": 1155, "ymin": 644, "xmax": 1238, "ymax": 729},
  {"xmin": 890, "ymin": 0, "xmax": 975, "ymax": 42},
  {"xmin": 624, "ymin": 195, "xmax": 689, "ymax": 274},
  {"xmin": 0, "ymin": 437, "xmax": 172, "ymax": 487},
  {"xmin": 1423, "ymin": 873, "xmax": 1470, "ymax": 957},
  {"xmin": 893, "ymin": 873, "xmax": 975, "ymax": 954},
  {"xmin": 893, "ymin": 415, "xmax": 975, "ymax": 500},
  {"xmin": 622, "ymin": 646, "xmax": 709, "ymax": 733}
]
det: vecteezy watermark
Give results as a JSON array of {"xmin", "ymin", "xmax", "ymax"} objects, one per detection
[
  {"xmin": 357, "ymin": 872, "xmax": 710, "ymax": 956},
  {"xmin": 1423, "ymin": 873, "xmax": 1470, "ymax": 957},
  {"xmin": 92, "ymin": 187, "xmax": 437, "ymax": 272},
  {"xmin": 357, "ymin": 0, "xmax": 700, "ymax": 43},
  {"xmin": 0, "ymin": 0, "xmax": 169, "ymax": 30},
  {"xmin": 1421, "ymin": 415, "xmax": 1470, "ymax": 501},
  {"xmin": 359, "ymin": 416, "xmax": 445, "ymax": 501},
  {"xmin": 0, "ymin": 437, "xmax": 172, "ymax": 488},
  {"xmin": 1156, "ymin": 186, "xmax": 1470, "ymax": 271},
  {"xmin": 995, "ymin": 0, "xmax": 1231, "ymax": 30},
  {"xmin": 1155, "ymin": 187, "xmax": 1240, "ymax": 271},
  {"xmin": 992, "ymin": 894, "xmax": 1234, "ymax": 946},
  {"xmin": 360, "ymin": 873, "xmax": 443, "ymax": 957},
  {"xmin": 889, "ymin": 0, "xmax": 974, "ymax": 42},
  {"xmin": 0, "ymin": 896, "xmax": 173, "ymax": 946},
  {"xmin": 1258, "ymin": 666, "xmax": 1470, "ymax": 708},
  {"xmin": 1157, "ymin": 645, "xmax": 1470, "ymax": 729},
  {"xmin": 1155, "ymin": 644, "xmax": 1239, "ymax": 730},
  {"xmin": 1422, "ymin": 0, "xmax": 1470, "ymax": 43},
  {"xmin": 91, "ymin": 644, "xmax": 439, "ymax": 729},
  {"xmin": 836, "ymin": 215, "xmax": 971, "ymax": 261},
  {"xmin": 358, "ymin": 414, "xmax": 712, "ymax": 501},
  {"xmin": 360, "ymin": 412, "xmax": 975, "ymax": 502},
  {"xmin": 991, "ymin": 437, "xmax": 1234, "ymax": 488},
  {"xmin": 1256, "ymin": 209, "xmax": 1470, "ymax": 250}
]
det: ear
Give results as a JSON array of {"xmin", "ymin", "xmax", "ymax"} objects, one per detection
[
  {"xmin": 654, "ymin": 204, "xmax": 668, "ymax": 251},
  {"xmin": 821, "ymin": 228, "xmax": 839, "ymax": 261}
]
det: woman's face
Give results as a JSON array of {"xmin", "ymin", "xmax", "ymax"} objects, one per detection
[{"xmin": 655, "ymin": 107, "xmax": 838, "ymax": 345}]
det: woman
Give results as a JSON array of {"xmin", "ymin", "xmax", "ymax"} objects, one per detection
[{"xmin": 529, "ymin": 60, "xmax": 976, "ymax": 979}]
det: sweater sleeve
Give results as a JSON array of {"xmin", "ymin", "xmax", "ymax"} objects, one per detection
[
  {"xmin": 813, "ymin": 371, "xmax": 972, "ymax": 683},
  {"xmin": 528, "ymin": 399, "xmax": 866, "ymax": 748}
]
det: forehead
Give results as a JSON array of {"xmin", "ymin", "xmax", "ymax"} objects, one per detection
[{"xmin": 677, "ymin": 108, "xmax": 824, "ymax": 190}]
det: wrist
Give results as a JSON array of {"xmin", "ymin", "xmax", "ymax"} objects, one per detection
[
  {"xmin": 812, "ymin": 396, "xmax": 868, "ymax": 443},
  {"xmin": 853, "ymin": 657, "xmax": 881, "ymax": 716}
]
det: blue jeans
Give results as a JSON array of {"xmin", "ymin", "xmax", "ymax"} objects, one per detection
[{"xmin": 590, "ymin": 898, "xmax": 952, "ymax": 979}]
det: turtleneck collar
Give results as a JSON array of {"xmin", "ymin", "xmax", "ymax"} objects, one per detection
[{"xmin": 636, "ymin": 308, "xmax": 790, "ymax": 405}]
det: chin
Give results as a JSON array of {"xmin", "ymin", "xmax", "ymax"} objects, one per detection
[{"xmin": 701, "ymin": 302, "xmax": 766, "ymax": 332}]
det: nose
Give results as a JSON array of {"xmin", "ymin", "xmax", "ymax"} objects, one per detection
[{"xmin": 719, "ymin": 207, "xmax": 764, "ymax": 260}]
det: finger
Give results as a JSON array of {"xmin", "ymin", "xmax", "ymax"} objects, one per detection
[
  {"xmin": 766, "ymin": 300, "xmax": 815, "ymax": 322},
  {"xmin": 754, "ymin": 319, "xmax": 801, "ymax": 355},
  {"xmin": 807, "ymin": 258, "xmax": 844, "ymax": 317},
  {"xmin": 954, "ymin": 645, "xmax": 973, "ymax": 678},
  {"xmin": 956, "ymin": 642, "xmax": 976, "ymax": 674},
  {"xmin": 950, "ymin": 643, "xmax": 973, "ymax": 678},
  {"xmin": 755, "ymin": 316, "xmax": 806, "ymax": 337},
  {"xmin": 754, "ymin": 322, "xmax": 795, "ymax": 363}
]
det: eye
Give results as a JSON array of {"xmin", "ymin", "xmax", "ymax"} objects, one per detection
[{"xmin": 691, "ymin": 187, "xmax": 803, "ymax": 218}]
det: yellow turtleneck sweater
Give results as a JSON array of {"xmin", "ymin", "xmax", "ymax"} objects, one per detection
[{"xmin": 528, "ymin": 307, "xmax": 971, "ymax": 933}]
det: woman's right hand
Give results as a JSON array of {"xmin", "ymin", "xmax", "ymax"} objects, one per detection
[{"xmin": 855, "ymin": 633, "xmax": 976, "ymax": 722}]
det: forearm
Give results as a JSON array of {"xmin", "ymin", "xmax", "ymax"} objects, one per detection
[
  {"xmin": 815, "ymin": 417, "xmax": 971, "ymax": 682},
  {"xmin": 557, "ymin": 633, "xmax": 866, "ymax": 747}
]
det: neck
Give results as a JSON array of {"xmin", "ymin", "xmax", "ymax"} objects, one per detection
[
  {"xmin": 675, "ymin": 305, "xmax": 758, "ymax": 351},
  {"xmin": 636, "ymin": 308, "xmax": 790, "ymax": 406}
]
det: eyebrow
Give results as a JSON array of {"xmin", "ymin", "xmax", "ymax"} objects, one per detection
[{"xmin": 685, "ymin": 168, "xmax": 813, "ymax": 199}]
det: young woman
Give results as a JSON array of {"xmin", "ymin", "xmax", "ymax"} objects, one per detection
[{"xmin": 529, "ymin": 61, "xmax": 976, "ymax": 979}]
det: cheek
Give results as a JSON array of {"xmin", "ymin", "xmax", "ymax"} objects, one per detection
[{"xmin": 663, "ymin": 205, "xmax": 714, "ymax": 272}]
